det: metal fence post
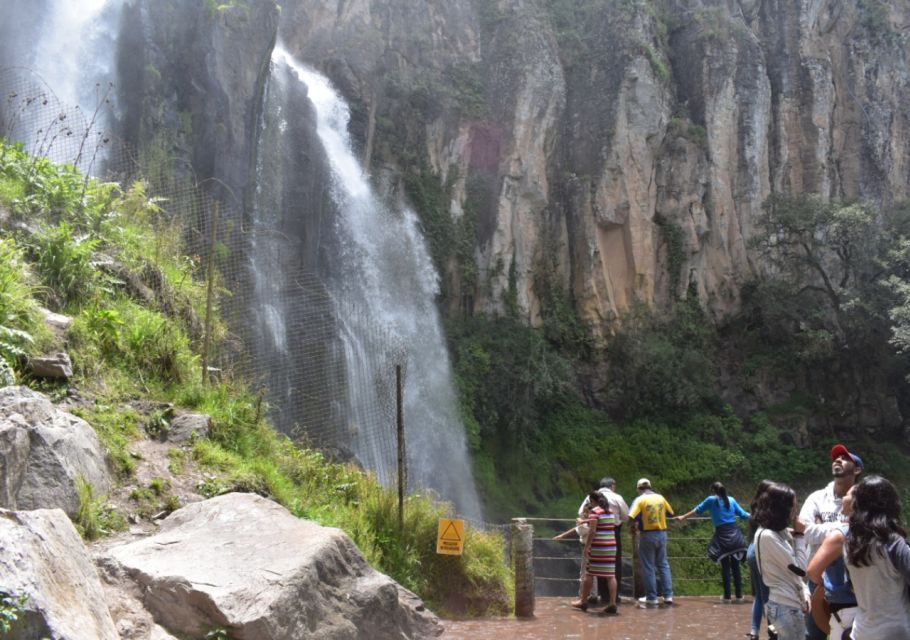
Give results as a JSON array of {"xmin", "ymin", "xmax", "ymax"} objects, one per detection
[
  {"xmin": 511, "ymin": 518, "xmax": 534, "ymax": 617},
  {"xmin": 396, "ymin": 364, "xmax": 405, "ymax": 530},
  {"xmin": 201, "ymin": 200, "xmax": 219, "ymax": 386},
  {"xmin": 632, "ymin": 530, "xmax": 644, "ymax": 598}
]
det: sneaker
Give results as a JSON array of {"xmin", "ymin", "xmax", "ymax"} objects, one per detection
[
  {"xmin": 637, "ymin": 597, "xmax": 658, "ymax": 608},
  {"xmin": 602, "ymin": 604, "xmax": 618, "ymax": 615},
  {"xmin": 720, "ymin": 598, "xmax": 732, "ymax": 604},
  {"xmin": 662, "ymin": 597, "xmax": 674, "ymax": 606},
  {"xmin": 734, "ymin": 596, "xmax": 746, "ymax": 604}
]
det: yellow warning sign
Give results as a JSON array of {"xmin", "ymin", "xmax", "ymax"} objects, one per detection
[{"xmin": 436, "ymin": 518, "xmax": 465, "ymax": 555}]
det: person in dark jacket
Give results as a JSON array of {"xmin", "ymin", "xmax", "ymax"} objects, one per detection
[{"xmin": 676, "ymin": 482, "xmax": 750, "ymax": 603}]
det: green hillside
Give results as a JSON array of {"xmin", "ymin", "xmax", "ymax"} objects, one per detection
[{"xmin": 0, "ymin": 140, "xmax": 511, "ymax": 617}]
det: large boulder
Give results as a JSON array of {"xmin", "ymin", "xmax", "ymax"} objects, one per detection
[
  {"xmin": 0, "ymin": 386, "xmax": 112, "ymax": 515},
  {"xmin": 0, "ymin": 508, "xmax": 119, "ymax": 640},
  {"xmin": 105, "ymin": 493, "xmax": 441, "ymax": 639}
]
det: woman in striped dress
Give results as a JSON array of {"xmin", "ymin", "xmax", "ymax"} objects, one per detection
[{"xmin": 571, "ymin": 491, "xmax": 619, "ymax": 614}]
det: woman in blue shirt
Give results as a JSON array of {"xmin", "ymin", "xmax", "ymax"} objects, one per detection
[{"xmin": 677, "ymin": 482, "xmax": 751, "ymax": 603}]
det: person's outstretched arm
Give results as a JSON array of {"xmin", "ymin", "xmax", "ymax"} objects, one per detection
[
  {"xmin": 806, "ymin": 529, "xmax": 845, "ymax": 584},
  {"xmin": 733, "ymin": 498, "xmax": 750, "ymax": 520}
]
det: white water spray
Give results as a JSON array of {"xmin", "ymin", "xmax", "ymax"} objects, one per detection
[
  {"xmin": 270, "ymin": 46, "xmax": 482, "ymax": 518},
  {"xmin": 34, "ymin": 0, "xmax": 123, "ymax": 112}
]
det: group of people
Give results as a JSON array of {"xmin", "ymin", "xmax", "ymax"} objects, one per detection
[
  {"xmin": 558, "ymin": 443, "xmax": 910, "ymax": 640},
  {"xmin": 556, "ymin": 476, "xmax": 676, "ymax": 613}
]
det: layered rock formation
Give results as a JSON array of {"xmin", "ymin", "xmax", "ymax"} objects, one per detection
[
  {"xmin": 276, "ymin": 0, "xmax": 910, "ymax": 336},
  {"xmin": 117, "ymin": 0, "xmax": 281, "ymax": 210}
]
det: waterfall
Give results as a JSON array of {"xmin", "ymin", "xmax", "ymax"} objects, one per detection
[
  {"xmin": 260, "ymin": 46, "xmax": 482, "ymax": 519},
  {"xmin": 33, "ymin": 0, "xmax": 123, "ymax": 112},
  {"xmin": 3, "ymin": 0, "xmax": 124, "ymax": 173}
]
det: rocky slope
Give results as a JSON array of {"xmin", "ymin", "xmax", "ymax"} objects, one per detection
[{"xmin": 0, "ymin": 385, "xmax": 441, "ymax": 640}]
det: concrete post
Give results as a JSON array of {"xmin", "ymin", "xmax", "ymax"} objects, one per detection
[{"xmin": 511, "ymin": 518, "xmax": 534, "ymax": 618}]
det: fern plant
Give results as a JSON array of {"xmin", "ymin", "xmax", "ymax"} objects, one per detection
[
  {"xmin": 0, "ymin": 325, "xmax": 32, "ymax": 386},
  {"xmin": 30, "ymin": 222, "xmax": 98, "ymax": 307}
]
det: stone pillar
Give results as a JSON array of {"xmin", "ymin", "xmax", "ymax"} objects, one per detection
[{"xmin": 511, "ymin": 518, "xmax": 534, "ymax": 618}]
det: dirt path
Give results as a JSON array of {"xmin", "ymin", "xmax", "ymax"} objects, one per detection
[{"xmin": 442, "ymin": 596, "xmax": 762, "ymax": 639}]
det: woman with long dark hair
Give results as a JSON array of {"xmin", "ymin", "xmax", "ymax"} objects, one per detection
[
  {"xmin": 753, "ymin": 482, "xmax": 809, "ymax": 640},
  {"xmin": 844, "ymin": 475, "xmax": 910, "ymax": 639},
  {"xmin": 746, "ymin": 480, "xmax": 773, "ymax": 640},
  {"xmin": 676, "ymin": 481, "xmax": 750, "ymax": 603},
  {"xmin": 571, "ymin": 491, "xmax": 619, "ymax": 614}
]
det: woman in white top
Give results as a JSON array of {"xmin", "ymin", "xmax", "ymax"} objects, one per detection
[
  {"xmin": 754, "ymin": 482, "xmax": 810, "ymax": 640},
  {"xmin": 845, "ymin": 475, "xmax": 910, "ymax": 640}
]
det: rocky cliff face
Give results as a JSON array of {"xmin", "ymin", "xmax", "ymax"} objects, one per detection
[
  {"xmin": 277, "ymin": 0, "xmax": 910, "ymax": 339},
  {"xmin": 117, "ymin": 0, "xmax": 280, "ymax": 210}
]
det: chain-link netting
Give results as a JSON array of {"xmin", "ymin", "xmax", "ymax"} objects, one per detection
[{"xmin": 0, "ymin": 66, "xmax": 405, "ymax": 487}]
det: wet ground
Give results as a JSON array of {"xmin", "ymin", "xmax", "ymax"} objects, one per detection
[{"xmin": 442, "ymin": 596, "xmax": 761, "ymax": 639}]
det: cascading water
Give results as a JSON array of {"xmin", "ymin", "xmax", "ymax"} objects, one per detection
[
  {"xmin": 260, "ymin": 46, "xmax": 482, "ymax": 519},
  {"xmin": 32, "ymin": 0, "xmax": 124, "ymax": 113},
  {"xmin": 1, "ymin": 0, "xmax": 124, "ymax": 173}
]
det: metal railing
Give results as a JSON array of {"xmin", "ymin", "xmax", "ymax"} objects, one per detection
[{"xmin": 512, "ymin": 516, "xmax": 752, "ymax": 614}]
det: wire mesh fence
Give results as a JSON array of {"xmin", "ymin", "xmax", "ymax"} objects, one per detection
[
  {"xmin": 525, "ymin": 516, "xmax": 753, "ymax": 598},
  {"xmin": 0, "ymin": 66, "xmax": 407, "ymax": 489}
]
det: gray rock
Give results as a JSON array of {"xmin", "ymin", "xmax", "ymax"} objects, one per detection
[
  {"xmin": 39, "ymin": 307, "xmax": 73, "ymax": 334},
  {"xmin": 106, "ymin": 493, "xmax": 441, "ymax": 639},
  {"xmin": 0, "ymin": 386, "xmax": 111, "ymax": 516},
  {"xmin": 165, "ymin": 412, "xmax": 211, "ymax": 443},
  {"xmin": 27, "ymin": 352, "xmax": 73, "ymax": 379},
  {"xmin": 0, "ymin": 508, "xmax": 119, "ymax": 640}
]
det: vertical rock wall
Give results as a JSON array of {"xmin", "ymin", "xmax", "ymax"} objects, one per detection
[{"xmin": 275, "ymin": 0, "xmax": 910, "ymax": 337}]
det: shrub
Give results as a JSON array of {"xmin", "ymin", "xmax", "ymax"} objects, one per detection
[
  {"xmin": 0, "ymin": 238, "xmax": 45, "ymax": 379},
  {"xmin": 0, "ymin": 238, "xmax": 41, "ymax": 330},
  {"xmin": 29, "ymin": 222, "xmax": 98, "ymax": 307},
  {"xmin": 73, "ymin": 475, "xmax": 107, "ymax": 540},
  {"xmin": 0, "ymin": 592, "xmax": 29, "ymax": 634},
  {"xmin": 606, "ymin": 297, "xmax": 717, "ymax": 421}
]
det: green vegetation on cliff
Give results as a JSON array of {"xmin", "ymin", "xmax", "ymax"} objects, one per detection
[
  {"xmin": 444, "ymin": 193, "xmax": 910, "ymax": 584},
  {"xmin": 0, "ymin": 140, "xmax": 511, "ymax": 616}
]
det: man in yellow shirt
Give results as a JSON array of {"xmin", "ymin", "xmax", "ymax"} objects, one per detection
[{"xmin": 629, "ymin": 478, "xmax": 674, "ymax": 607}]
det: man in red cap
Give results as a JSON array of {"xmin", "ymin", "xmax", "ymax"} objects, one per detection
[{"xmin": 798, "ymin": 443, "xmax": 864, "ymax": 640}]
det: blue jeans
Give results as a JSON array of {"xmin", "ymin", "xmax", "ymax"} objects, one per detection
[
  {"xmin": 639, "ymin": 530, "xmax": 673, "ymax": 601},
  {"xmin": 765, "ymin": 601, "xmax": 806, "ymax": 640},
  {"xmin": 721, "ymin": 555, "xmax": 743, "ymax": 599},
  {"xmin": 747, "ymin": 543, "xmax": 769, "ymax": 632}
]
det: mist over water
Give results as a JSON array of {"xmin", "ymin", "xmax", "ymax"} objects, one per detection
[
  {"xmin": 267, "ymin": 46, "xmax": 482, "ymax": 519},
  {"xmin": 10, "ymin": 0, "xmax": 124, "ymax": 172},
  {"xmin": 35, "ymin": 0, "xmax": 122, "ymax": 112}
]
